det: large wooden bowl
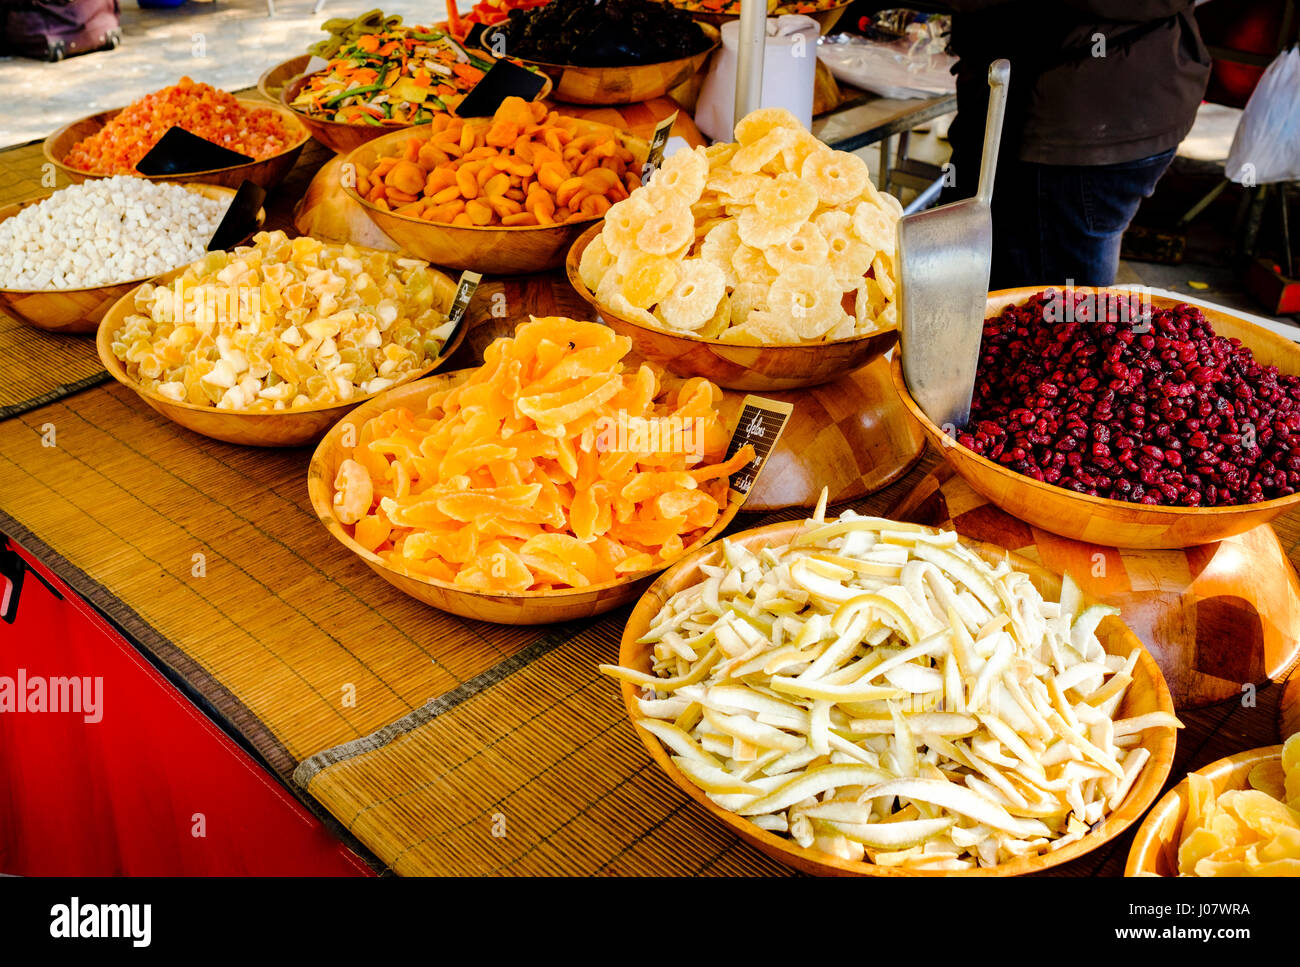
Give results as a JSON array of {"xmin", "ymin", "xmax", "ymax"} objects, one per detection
[
  {"xmin": 257, "ymin": 54, "xmax": 312, "ymax": 105},
  {"xmin": 508, "ymin": 24, "xmax": 719, "ymax": 105},
  {"xmin": 307, "ymin": 370, "xmax": 745, "ymax": 624},
  {"xmin": 95, "ymin": 257, "xmax": 462, "ymax": 447},
  {"xmin": 567, "ymin": 223, "xmax": 898, "ymax": 391},
  {"xmin": 1125, "ymin": 746, "xmax": 1283, "ymax": 877},
  {"xmin": 0, "ymin": 184, "xmax": 264, "ymax": 334},
  {"xmin": 677, "ymin": 0, "xmax": 851, "ymax": 34},
  {"xmin": 348, "ymin": 124, "xmax": 646, "ymax": 275},
  {"xmin": 893, "ymin": 286, "xmax": 1300, "ymax": 549},
  {"xmin": 43, "ymin": 99, "xmax": 311, "ymax": 190},
  {"xmin": 282, "ymin": 69, "xmax": 554, "ymax": 157},
  {"xmin": 1282, "ymin": 669, "xmax": 1300, "ymax": 743},
  {"xmin": 617, "ymin": 517, "xmax": 1178, "ymax": 876}
]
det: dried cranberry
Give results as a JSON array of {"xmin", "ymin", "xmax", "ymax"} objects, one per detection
[{"xmin": 961, "ymin": 293, "xmax": 1300, "ymax": 507}]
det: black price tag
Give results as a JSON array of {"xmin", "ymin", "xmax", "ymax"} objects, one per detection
[
  {"xmin": 640, "ymin": 111, "xmax": 678, "ymax": 185},
  {"xmin": 724, "ymin": 395, "xmax": 793, "ymax": 503},
  {"xmin": 207, "ymin": 181, "xmax": 266, "ymax": 252},
  {"xmin": 447, "ymin": 270, "xmax": 482, "ymax": 326},
  {"xmin": 454, "ymin": 60, "xmax": 547, "ymax": 118},
  {"xmin": 136, "ymin": 127, "xmax": 253, "ymax": 176}
]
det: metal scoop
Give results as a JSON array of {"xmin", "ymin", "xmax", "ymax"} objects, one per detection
[{"xmin": 898, "ymin": 59, "xmax": 1010, "ymax": 434}]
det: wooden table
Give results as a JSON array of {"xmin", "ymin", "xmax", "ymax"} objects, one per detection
[{"xmin": 0, "ymin": 108, "xmax": 1295, "ymax": 878}]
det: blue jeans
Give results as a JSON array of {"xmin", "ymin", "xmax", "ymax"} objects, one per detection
[{"xmin": 988, "ymin": 148, "xmax": 1177, "ymax": 288}]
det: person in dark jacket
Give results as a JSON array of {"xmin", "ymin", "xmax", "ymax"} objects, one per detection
[{"xmin": 939, "ymin": 0, "xmax": 1211, "ymax": 287}]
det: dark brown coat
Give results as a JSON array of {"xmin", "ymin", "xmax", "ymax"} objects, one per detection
[{"xmin": 946, "ymin": 0, "xmax": 1212, "ymax": 165}]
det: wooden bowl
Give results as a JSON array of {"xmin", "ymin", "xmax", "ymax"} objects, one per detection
[
  {"xmin": 567, "ymin": 223, "xmax": 898, "ymax": 391},
  {"xmin": 1282, "ymin": 669, "xmax": 1300, "ymax": 743},
  {"xmin": 1125, "ymin": 746, "xmax": 1283, "ymax": 876},
  {"xmin": 678, "ymin": 1, "xmax": 851, "ymax": 34},
  {"xmin": 306, "ymin": 370, "xmax": 745, "ymax": 624},
  {"xmin": 0, "ymin": 184, "xmax": 264, "ymax": 334},
  {"xmin": 257, "ymin": 54, "xmax": 312, "ymax": 105},
  {"xmin": 95, "ymin": 257, "xmax": 462, "ymax": 447},
  {"xmin": 508, "ymin": 24, "xmax": 719, "ymax": 105},
  {"xmin": 281, "ymin": 70, "xmax": 553, "ymax": 157},
  {"xmin": 893, "ymin": 286, "xmax": 1300, "ymax": 549},
  {"xmin": 43, "ymin": 99, "xmax": 311, "ymax": 190},
  {"xmin": 348, "ymin": 124, "xmax": 646, "ymax": 275},
  {"xmin": 617, "ymin": 517, "xmax": 1179, "ymax": 876}
]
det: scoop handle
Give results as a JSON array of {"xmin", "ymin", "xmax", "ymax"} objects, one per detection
[{"xmin": 976, "ymin": 60, "xmax": 1010, "ymax": 208}]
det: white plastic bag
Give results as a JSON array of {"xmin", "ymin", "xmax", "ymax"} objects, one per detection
[
  {"xmin": 1225, "ymin": 46, "xmax": 1300, "ymax": 185},
  {"xmin": 816, "ymin": 33, "xmax": 956, "ymax": 100}
]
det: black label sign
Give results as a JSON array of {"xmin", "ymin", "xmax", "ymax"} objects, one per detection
[
  {"xmin": 454, "ymin": 59, "xmax": 547, "ymax": 117},
  {"xmin": 207, "ymin": 181, "xmax": 266, "ymax": 252},
  {"xmin": 448, "ymin": 270, "xmax": 482, "ymax": 325},
  {"xmin": 724, "ymin": 395, "xmax": 793, "ymax": 501},
  {"xmin": 640, "ymin": 111, "xmax": 678, "ymax": 185},
  {"xmin": 136, "ymin": 127, "xmax": 254, "ymax": 176}
]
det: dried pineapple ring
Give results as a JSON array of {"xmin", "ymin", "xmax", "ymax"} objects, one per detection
[
  {"xmin": 578, "ymin": 233, "xmax": 617, "ymax": 293},
  {"xmin": 659, "ymin": 259, "xmax": 726, "ymax": 332},
  {"xmin": 802, "ymin": 148, "xmax": 871, "ymax": 206},
  {"xmin": 816, "ymin": 209, "xmax": 875, "ymax": 284},
  {"xmin": 603, "ymin": 194, "xmax": 656, "ymax": 255},
  {"xmin": 730, "ymin": 244, "xmax": 777, "ymax": 287},
  {"xmin": 851, "ymin": 199, "xmax": 896, "ymax": 253},
  {"xmin": 704, "ymin": 141, "xmax": 738, "ymax": 168},
  {"xmin": 333, "ymin": 459, "xmax": 374, "ymax": 525},
  {"xmin": 769, "ymin": 266, "xmax": 843, "ymax": 340},
  {"xmin": 607, "ymin": 293, "xmax": 660, "ymax": 328},
  {"xmin": 729, "ymin": 281, "xmax": 768, "ymax": 326},
  {"xmin": 765, "ymin": 223, "xmax": 830, "ymax": 274},
  {"xmin": 730, "ymin": 128, "xmax": 796, "ymax": 174},
  {"xmin": 872, "ymin": 252, "xmax": 896, "ymax": 300},
  {"xmin": 734, "ymin": 106, "xmax": 802, "ymax": 146},
  {"xmin": 737, "ymin": 173, "xmax": 816, "ymax": 247},
  {"xmin": 651, "ymin": 146, "xmax": 709, "ymax": 204},
  {"xmin": 826, "ymin": 312, "xmax": 857, "ymax": 340},
  {"xmin": 636, "ymin": 203, "xmax": 695, "ymax": 256},
  {"xmin": 594, "ymin": 265, "xmax": 625, "ymax": 309},
  {"xmin": 706, "ymin": 170, "xmax": 768, "ymax": 206},
  {"xmin": 780, "ymin": 131, "xmax": 825, "ymax": 173},
  {"xmin": 738, "ymin": 208, "xmax": 800, "ymax": 248},
  {"xmin": 699, "ymin": 221, "xmax": 742, "ymax": 272},
  {"xmin": 698, "ymin": 295, "xmax": 732, "ymax": 339},
  {"xmin": 620, "ymin": 253, "xmax": 679, "ymax": 310}
]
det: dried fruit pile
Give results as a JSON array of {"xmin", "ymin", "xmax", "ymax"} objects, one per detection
[
  {"xmin": 499, "ymin": 0, "xmax": 710, "ymax": 67},
  {"xmin": 62, "ymin": 77, "xmax": 297, "ymax": 176},
  {"xmin": 579, "ymin": 107, "xmax": 901, "ymax": 343},
  {"xmin": 111, "ymin": 231, "xmax": 454, "ymax": 411},
  {"xmin": 353, "ymin": 97, "xmax": 638, "ymax": 225},
  {"xmin": 332, "ymin": 317, "xmax": 754, "ymax": 591},
  {"xmin": 290, "ymin": 26, "xmax": 513, "ymax": 125},
  {"xmin": 958, "ymin": 290, "xmax": 1300, "ymax": 506}
]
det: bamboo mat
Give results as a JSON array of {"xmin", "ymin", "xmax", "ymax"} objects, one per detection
[
  {"xmin": 0, "ymin": 384, "xmax": 559, "ymax": 777},
  {"xmin": 293, "ymin": 462, "xmax": 1298, "ymax": 877}
]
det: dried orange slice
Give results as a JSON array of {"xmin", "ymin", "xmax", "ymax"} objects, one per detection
[{"xmin": 332, "ymin": 316, "xmax": 752, "ymax": 594}]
